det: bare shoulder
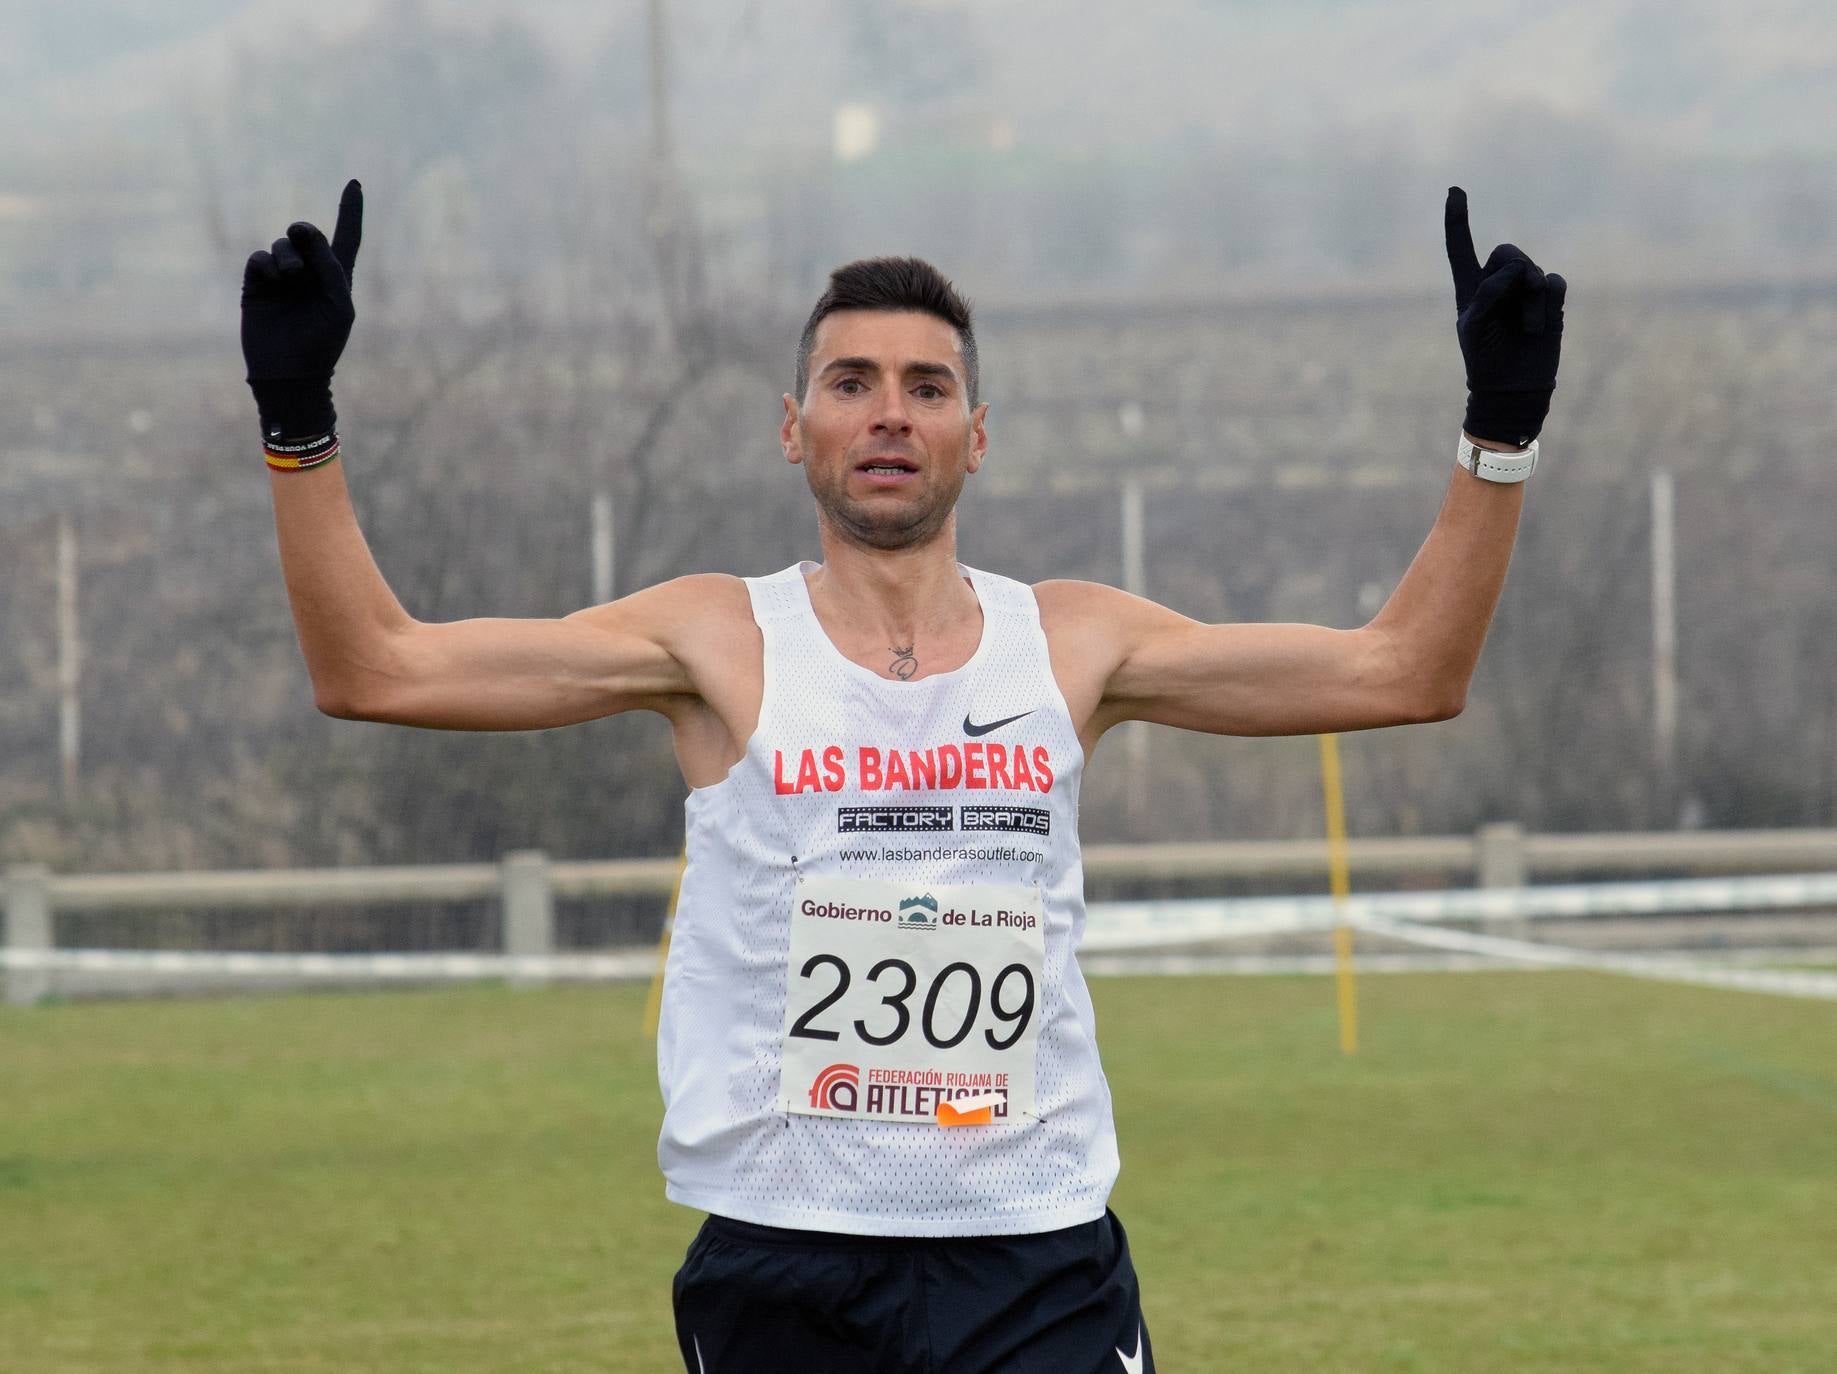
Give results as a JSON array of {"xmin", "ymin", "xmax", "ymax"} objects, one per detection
[
  {"xmin": 566, "ymin": 573, "xmax": 755, "ymax": 649},
  {"xmin": 1033, "ymin": 578, "xmax": 1191, "ymax": 645},
  {"xmin": 1034, "ymin": 578, "xmax": 1134, "ymax": 618},
  {"xmin": 568, "ymin": 574, "xmax": 762, "ymax": 773},
  {"xmin": 1032, "ymin": 579, "xmax": 1195, "ymax": 743},
  {"xmin": 565, "ymin": 572, "xmax": 760, "ymax": 712}
]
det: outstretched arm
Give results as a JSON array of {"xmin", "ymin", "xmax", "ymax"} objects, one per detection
[
  {"xmin": 1044, "ymin": 188, "xmax": 1566, "ymax": 747},
  {"xmin": 269, "ymin": 461, "xmax": 701, "ymax": 727},
  {"xmin": 1045, "ymin": 463, "xmax": 1522, "ymax": 743},
  {"xmin": 243, "ymin": 182, "xmax": 707, "ymax": 732}
]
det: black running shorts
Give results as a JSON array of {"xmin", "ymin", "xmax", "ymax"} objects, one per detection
[{"xmin": 672, "ymin": 1208, "xmax": 1155, "ymax": 1373}]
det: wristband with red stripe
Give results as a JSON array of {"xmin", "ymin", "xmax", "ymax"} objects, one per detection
[{"xmin": 263, "ymin": 432, "xmax": 340, "ymax": 472}]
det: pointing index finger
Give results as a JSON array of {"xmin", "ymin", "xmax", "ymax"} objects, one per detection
[
  {"xmin": 332, "ymin": 179, "xmax": 363, "ymax": 281},
  {"xmin": 1444, "ymin": 186, "xmax": 1482, "ymax": 311}
]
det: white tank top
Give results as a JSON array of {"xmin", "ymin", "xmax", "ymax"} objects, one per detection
[{"xmin": 656, "ymin": 562, "xmax": 1119, "ymax": 1237}]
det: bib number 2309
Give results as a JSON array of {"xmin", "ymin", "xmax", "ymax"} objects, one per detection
[{"xmin": 777, "ymin": 876, "xmax": 1045, "ymax": 1126}]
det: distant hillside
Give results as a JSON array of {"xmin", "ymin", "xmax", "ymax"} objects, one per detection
[{"xmin": 2, "ymin": 0, "xmax": 1834, "ymax": 322}]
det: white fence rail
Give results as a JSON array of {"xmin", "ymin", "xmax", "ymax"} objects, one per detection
[
  {"xmin": 7, "ymin": 827, "xmax": 1837, "ymax": 1004},
  {"xmin": 1076, "ymin": 872, "xmax": 1837, "ymax": 950}
]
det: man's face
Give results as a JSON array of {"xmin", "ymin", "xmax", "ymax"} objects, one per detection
[{"xmin": 782, "ymin": 309, "xmax": 988, "ymax": 551}]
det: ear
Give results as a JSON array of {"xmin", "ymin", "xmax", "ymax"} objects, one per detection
[
  {"xmin": 781, "ymin": 394, "xmax": 802, "ymax": 465},
  {"xmin": 965, "ymin": 401, "xmax": 989, "ymax": 475}
]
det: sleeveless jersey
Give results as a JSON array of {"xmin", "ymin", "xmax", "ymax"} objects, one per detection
[{"xmin": 655, "ymin": 562, "xmax": 1119, "ymax": 1237}]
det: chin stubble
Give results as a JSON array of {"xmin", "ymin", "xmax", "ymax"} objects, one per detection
[{"xmin": 808, "ymin": 467, "xmax": 957, "ymax": 551}]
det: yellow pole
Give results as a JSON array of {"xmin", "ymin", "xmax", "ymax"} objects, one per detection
[
  {"xmin": 642, "ymin": 846, "xmax": 689, "ymax": 1039},
  {"xmin": 1317, "ymin": 733, "xmax": 1359, "ymax": 1055}
]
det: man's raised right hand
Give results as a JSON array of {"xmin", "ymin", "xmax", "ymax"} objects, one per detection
[{"xmin": 241, "ymin": 179, "xmax": 364, "ymax": 443}]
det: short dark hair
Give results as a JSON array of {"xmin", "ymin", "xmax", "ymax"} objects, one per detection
[{"xmin": 795, "ymin": 257, "xmax": 979, "ymax": 406}]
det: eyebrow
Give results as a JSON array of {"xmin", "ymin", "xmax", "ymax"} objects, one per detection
[{"xmin": 818, "ymin": 356, "xmax": 960, "ymax": 387}]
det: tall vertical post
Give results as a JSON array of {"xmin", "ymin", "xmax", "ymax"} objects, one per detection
[
  {"xmin": 1120, "ymin": 480, "xmax": 1148, "ymax": 824},
  {"xmin": 648, "ymin": 0, "xmax": 672, "ymax": 170},
  {"xmin": 1317, "ymin": 735, "xmax": 1358, "ymax": 1055},
  {"xmin": 57, "ymin": 514, "xmax": 80, "ymax": 801},
  {"xmin": 1120, "ymin": 478, "xmax": 1145, "ymax": 599},
  {"xmin": 5, "ymin": 864, "xmax": 54, "ymax": 1007},
  {"xmin": 645, "ymin": 0, "xmax": 683, "ymax": 315},
  {"xmin": 1651, "ymin": 469, "xmax": 1678, "ymax": 804},
  {"xmin": 591, "ymin": 490, "xmax": 615, "ymax": 605}
]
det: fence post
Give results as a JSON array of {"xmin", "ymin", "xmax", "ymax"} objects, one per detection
[
  {"xmin": 5, "ymin": 864, "xmax": 54, "ymax": 1007},
  {"xmin": 501, "ymin": 850, "xmax": 554, "ymax": 985},
  {"xmin": 1476, "ymin": 822, "xmax": 1530, "ymax": 941},
  {"xmin": 1476, "ymin": 822, "xmax": 1527, "ymax": 888}
]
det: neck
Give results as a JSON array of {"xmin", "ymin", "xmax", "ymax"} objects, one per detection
[{"xmin": 806, "ymin": 514, "xmax": 977, "ymax": 644}]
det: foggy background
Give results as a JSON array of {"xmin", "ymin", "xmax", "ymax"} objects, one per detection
[{"xmin": 4, "ymin": 0, "xmax": 1836, "ymax": 900}]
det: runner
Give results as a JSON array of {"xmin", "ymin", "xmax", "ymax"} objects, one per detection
[{"xmin": 241, "ymin": 182, "xmax": 1563, "ymax": 1373}]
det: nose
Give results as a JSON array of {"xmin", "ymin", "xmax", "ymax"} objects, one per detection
[{"xmin": 869, "ymin": 388, "xmax": 913, "ymax": 436}]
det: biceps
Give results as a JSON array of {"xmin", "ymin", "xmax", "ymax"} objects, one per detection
[
  {"xmin": 351, "ymin": 615, "xmax": 687, "ymax": 730},
  {"xmin": 1109, "ymin": 621, "xmax": 1410, "ymax": 736}
]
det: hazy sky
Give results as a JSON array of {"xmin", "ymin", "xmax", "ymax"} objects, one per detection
[
  {"xmin": 8, "ymin": 0, "xmax": 1834, "ymax": 155},
  {"xmin": 4, "ymin": 0, "xmax": 1835, "ymax": 315}
]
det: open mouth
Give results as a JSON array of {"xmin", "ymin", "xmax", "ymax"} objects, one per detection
[{"xmin": 856, "ymin": 456, "xmax": 918, "ymax": 478}]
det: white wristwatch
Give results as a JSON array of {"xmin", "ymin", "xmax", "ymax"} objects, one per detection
[{"xmin": 1456, "ymin": 434, "xmax": 1538, "ymax": 483}]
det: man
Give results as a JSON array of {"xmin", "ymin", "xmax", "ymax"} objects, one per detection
[{"xmin": 241, "ymin": 182, "xmax": 1563, "ymax": 1373}]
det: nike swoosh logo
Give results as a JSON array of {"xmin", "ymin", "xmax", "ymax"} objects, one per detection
[
  {"xmin": 962, "ymin": 709, "xmax": 1035, "ymax": 737},
  {"xmin": 1116, "ymin": 1323, "xmax": 1144, "ymax": 1373}
]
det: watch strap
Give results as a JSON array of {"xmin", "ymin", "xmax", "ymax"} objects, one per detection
[{"xmin": 1457, "ymin": 434, "xmax": 1538, "ymax": 483}]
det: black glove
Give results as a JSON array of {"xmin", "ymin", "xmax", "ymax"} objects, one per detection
[
  {"xmin": 241, "ymin": 180, "xmax": 364, "ymax": 442},
  {"xmin": 1444, "ymin": 187, "xmax": 1565, "ymax": 447}
]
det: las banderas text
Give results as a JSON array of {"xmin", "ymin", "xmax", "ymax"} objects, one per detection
[{"xmin": 775, "ymin": 743, "xmax": 1055, "ymax": 795}]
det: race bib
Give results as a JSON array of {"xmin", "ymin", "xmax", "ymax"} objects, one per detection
[{"xmin": 777, "ymin": 875, "xmax": 1045, "ymax": 1127}]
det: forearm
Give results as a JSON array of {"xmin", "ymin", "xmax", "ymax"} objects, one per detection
[
  {"xmin": 1370, "ymin": 183, "xmax": 1560, "ymax": 713},
  {"xmin": 1366, "ymin": 454, "xmax": 1525, "ymax": 715},
  {"xmin": 269, "ymin": 460, "xmax": 415, "ymax": 712}
]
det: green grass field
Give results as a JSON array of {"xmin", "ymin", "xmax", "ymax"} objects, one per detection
[{"xmin": 4, "ymin": 972, "xmax": 1834, "ymax": 1372}]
